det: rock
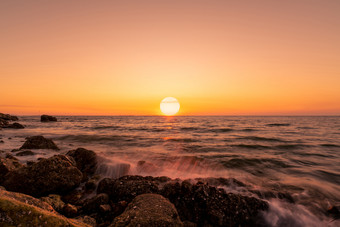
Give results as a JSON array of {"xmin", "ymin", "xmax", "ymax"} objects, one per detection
[
  {"xmin": 84, "ymin": 177, "xmax": 98, "ymax": 192},
  {"xmin": 111, "ymin": 194, "xmax": 183, "ymax": 227},
  {"xmin": 0, "ymin": 188, "xmax": 90, "ymax": 226},
  {"xmin": 16, "ymin": 150, "xmax": 35, "ymax": 156},
  {"xmin": 161, "ymin": 181, "xmax": 269, "ymax": 226},
  {"xmin": 0, "ymin": 156, "xmax": 23, "ymax": 184},
  {"xmin": 82, "ymin": 193, "xmax": 110, "ymax": 214},
  {"xmin": 99, "ymin": 204, "xmax": 112, "ymax": 213},
  {"xmin": 0, "ymin": 118, "xmax": 9, "ymax": 127},
  {"xmin": 97, "ymin": 176, "xmax": 159, "ymax": 203},
  {"xmin": 75, "ymin": 215, "xmax": 97, "ymax": 226},
  {"xmin": 63, "ymin": 203, "xmax": 78, "ymax": 218},
  {"xmin": 0, "ymin": 113, "xmax": 18, "ymax": 121},
  {"xmin": 3, "ymin": 155, "xmax": 82, "ymax": 197},
  {"xmin": 20, "ymin": 135, "xmax": 59, "ymax": 150},
  {"xmin": 67, "ymin": 148, "xmax": 97, "ymax": 179},
  {"xmin": 62, "ymin": 189, "xmax": 84, "ymax": 206},
  {"xmin": 41, "ymin": 194, "xmax": 65, "ymax": 213},
  {"xmin": 2, "ymin": 122, "xmax": 24, "ymax": 129},
  {"xmin": 327, "ymin": 205, "xmax": 340, "ymax": 219},
  {"xmin": 41, "ymin": 114, "xmax": 57, "ymax": 122}
]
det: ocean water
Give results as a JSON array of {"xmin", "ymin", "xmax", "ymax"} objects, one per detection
[{"xmin": 1, "ymin": 116, "xmax": 340, "ymax": 226}]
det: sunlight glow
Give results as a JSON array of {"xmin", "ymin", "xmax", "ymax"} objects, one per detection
[{"xmin": 160, "ymin": 97, "xmax": 180, "ymax": 116}]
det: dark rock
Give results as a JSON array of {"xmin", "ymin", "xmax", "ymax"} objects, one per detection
[
  {"xmin": 112, "ymin": 193, "xmax": 183, "ymax": 227},
  {"xmin": 20, "ymin": 135, "xmax": 59, "ymax": 150},
  {"xmin": 327, "ymin": 205, "xmax": 340, "ymax": 219},
  {"xmin": 67, "ymin": 147, "xmax": 97, "ymax": 179},
  {"xmin": 63, "ymin": 203, "xmax": 78, "ymax": 218},
  {"xmin": 82, "ymin": 193, "xmax": 110, "ymax": 214},
  {"xmin": 2, "ymin": 122, "xmax": 24, "ymax": 129},
  {"xmin": 161, "ymin": 181, "xmax": 268, "ymax": 227},
  {"xmin": 75, "ymin": 216, "xmax": 97, "ymax": 226},
  {"xmin": 16, "ymin": 150, "xmax": 35, "ymax": 156},
  {"xmin": 0, "ymin": 189, "xmax": 89, "ymax": 226},
  {"xmin": 40, "ymin": 194, "xmax": 65, "ymax": 213},
  {"xmin": 41, "ymin": 114, "xmax": 57, "ymax": 122},
  {"xmin": 85, "ymin": 178, "xmax": 97, "ymax": 192},
  {"xmin": 0, "ymin": 157, "xmax": 23, "ymax": 184},
  {"xmin": 3, "ymin": 155, "xmax": 82, "ymax": 197},
  {"xmin": 0, "ymin": 118, "xmax": 9, "ymax": 127},
  {"xmin": 62, "ymin": 189, "xmax": 84, "ymax": 205},
  {"xmin": 0, "ymin": 140, "xmax": 3, "ymax": 143},
  {"xmin": 97, "ymin": 175, "xmax": 159, "ymax": 203},
  {"xmin": 0, "ymin": 113, "xmax": 18, "ymax": 121},
  {"xmin": 5, "ymin": 154, "xmax": 18, "ymax": 160},
  {"xmin": 99, "ymin": 204, "xmax": 112, "ymax": 213}
]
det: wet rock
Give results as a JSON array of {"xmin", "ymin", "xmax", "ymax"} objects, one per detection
[
  {"xmin": 0, "ymin": 156, "xmax": 23, "ymax": 184},
  {"xmin": 20, "ymin": 135, "xmax": 59, "ymax": 150},
  {"xmin": 2, "ymin": 122, "xmax": 24, "ymax": 129},
  {"xmin": 67, "ymin": 147, "xmax": 97, "ymax": 179},
  {"xmin": 0, "ymin": 140, "xmax": 3, "ymax": 143},
  {"xmin": 75, "ymin": 215, "xmax": 97, "ymax": 226},
  {"xmin": 82, "ymin": 193, "xmax": 110, "ymax": 214},
  {"xmin": 161, "ymin": 181, "xmax": 268, "ymax": 226},
  {"xmin": 327, "ymin": 205, "xmax": 340, "ymax": 219},
  {"xmin": 99, "ymin": 204, "xmax": 112, "ymax": 213},
  {"xmin": 0, "ymin": 188, "xmax": 90, "ymax": 226},
  {"xmin": 62, "ymin": 189, "xmax": 84, "ymax": 205},
  {"xmin": 63, "ymin": 203, "xmax": 78, "ymax": 218},
  {"xmin": 97, "ymin": 175, "xmax": 159, "ymax": 203},
  {"xmin": 16, "ymin": 150, "xmax": 35, "ymax": 156},
  {"xmin": 3, "ymin": 155, "xmax": 82, "ymax": 197},
  {"xmin": 112, "ymin": 193, "xmax": 183, "ymax": 227},
  {"xmin": 0, "ymin": 113, "xmax": 18, "ymax": 121},
  {"xmin": 5, "ymin": 153, "xmax": 19, "ymax": 160},
  {"xmin": 85, "ymin": 178, "xmax": 98, "ymax": 192},
  {"xmin": 40, "ymin": 194, "xmax": 65, "ymax": 213},
  {"xmin": 0, "ymin": 118, "xmax": 9, "ymax": 127},
  {"xmin": 41, "ymin": 114, "xmax": 57, "ymax": 122}
]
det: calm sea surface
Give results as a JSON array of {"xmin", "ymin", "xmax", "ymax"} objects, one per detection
[{"xmin": 1, "ymin": 116, "xmax": 340, "ymax": 226}]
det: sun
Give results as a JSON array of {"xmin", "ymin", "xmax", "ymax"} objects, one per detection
[{"xmin": 160, "ymin": 97, "xmax": 180, "ymax": 116}]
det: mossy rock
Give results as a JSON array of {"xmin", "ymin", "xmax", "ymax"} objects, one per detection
[{"xmin": 0, "ymin": 189, "xmax": 90, "ymax": 227}]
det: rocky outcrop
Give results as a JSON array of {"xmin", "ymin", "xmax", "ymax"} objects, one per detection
[
  {"xmin": 161, "ymin": 180, "xmax": 268, "ymax": 227},
  {"xmin": 41, "ymin": 114, "xmax": 57, "ymax": 122},
  {"xmin": 67, "ymin": 148, "xmax": 97, "ymax": 180},
  {"xmin": 0, "ymin": 157, "xmax": 23, "ymax": 184},
  {"xmin": 0, "ymin": 188, "xmax": 90, "ymax": 226},
  {"xmin": 20, "ymin": 135, "xmax": 59, "ymax": 150},
  {"xmin": 112, "ymin": 194, "xmax": 183, "ymax": 227},
  {"xmin": 2, "ymin": 122, "xmax": 24, "ymax": 129},
  {"xmin": 82, "ymin": 193, "xmax": 110, "ymax": 214},
  {"xmin": 97, "ymin": 176, "xmax": 160, "ymax": 203},
  {"xmin": 0, "ymin": 113, "xmax": 18, "ymax": 121},
  {"xmin": 3, "ymin": 155, "xmax": 82, "ymax": 197},
  {"xmin": 41, "ymin": 194, "xmax": 65, "ymax": 213}
]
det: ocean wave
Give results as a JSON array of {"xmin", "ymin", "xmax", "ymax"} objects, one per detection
[
  {"xmin": 221, "ymin": 158, "xmax": 291, "ymax": 169},
  {"xmin": 267, "ymin": 123, "xmax": 291, "ymax": 127},
  {"xmin": 237, "ymin": 136, "xmax": 287, "ymax": 142}
]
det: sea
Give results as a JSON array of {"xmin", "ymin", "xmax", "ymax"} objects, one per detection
[{"xmin": 1, "ymin": 116, "xmax": 340, "ymax": 226}]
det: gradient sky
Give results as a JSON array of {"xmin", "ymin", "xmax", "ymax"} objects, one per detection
[{"xmin": 1, "ymin": 0, "xmax": 340, "ymax": 115}]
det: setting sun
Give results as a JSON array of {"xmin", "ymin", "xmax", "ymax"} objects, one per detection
[{"xmin": 160, "ymin": 97, "xmax": 180, "ymax": 116}]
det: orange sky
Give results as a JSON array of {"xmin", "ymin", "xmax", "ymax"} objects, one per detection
[{"xmin": 1, "ymin": 1, "xmax": 340, "ymax": 115}]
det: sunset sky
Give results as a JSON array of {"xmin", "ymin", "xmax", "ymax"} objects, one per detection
[{"xmin": 1, "ymin": 1, "xmax": 340, "ymax": 115}]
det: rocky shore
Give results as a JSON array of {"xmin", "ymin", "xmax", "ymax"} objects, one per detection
[{"xmin": 1, "ymin": 113, "xmax": 320, "ymax": 226}]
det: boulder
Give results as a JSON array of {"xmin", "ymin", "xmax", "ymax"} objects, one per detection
[
  {"xmin": 40, "ymin": 194, "xmax": 65, "ymax": 213},
  {"xmin": 41, "ymin": 114, "xmax": 57, "ymax": 122},
  {"xmin": 16, "ymin": 150, "xmax": 35, "ymax": 156},
  {"xmin": 111, "ymin": 194, "xmax": 183, "ymax": 227},
  {"xmin": 97, "ymin": 176, "xmax": 159, "ymax": 203},
  {"xmin": 0, "ymin": 118, "xmax": 9, "ymax": 128},
  {"xmin": 2, "ymin": 122, "xmax": 24, "ymax": 129},
  {"xmin": 67, "ymin": 148, "xmax": 97, "ymax": 178},
  {"xmin": 0, "ymin": 188, "xmax": 90, "ymax": 227},
  {"xmin": 3, "ymin": 155, "xmax": 82, "ymax": 197},
  {"xmin": 0, "ymin": 156, "xmax": 23, "ymax": 184},
  {"xmin": 161, "ymin": 181, "xmax": 269, "ymax": 226},
  {"xmin": 63, "ymin": 203, "xmax": 78, "ymax": 218},
  {"xmin": 20, "ymin": 135, "xmax": 59, "ymax": 150},
  {"xmin": 82, "ymin": 193, "xmax": 110, "ymax": 214},
  {"xmin": 0, "ymin": 113, "xmax": 18, "ymax": 121}
]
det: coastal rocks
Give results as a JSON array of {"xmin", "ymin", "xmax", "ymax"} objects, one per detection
[
  {"xmin": 82, "ymin": 193, "xmax": 110, "ymax": 214},
  {"xmin": 97, "ymin": 176, "xmax": 159, "ymax": 203},
  {"xmin": 67, "ymin": 147, "xmax": 97, "ymax": 179},
  {"xmin": 63, "ymin": 203, "xmax": 78, "ymax": 218},
  {"xmin": 20, "ymin": 135, "xmax": 59, "ymax": 150},
  {"xmin": 0, "ymin": 113, "xmax": 18, "ymax": 121},
  {"xmin": 3, "ymin": 155, "xmax": 82, "ymax": 197},
  {"xmin": 41, "ymin": 114, "xmax": 57, "ymax": 122},
  {"xmin": 0, "ymin": 188, "xmax": 90, "ymax": 227},
  {"xmin": 161, "ymin": 181, "xmax": 269, "ymax": 226},
  {"xmin": 0, "ymin": 157, "xmax": 23, "ymax": 184},
  {"xmin": 112, "ymin": 194, "xmax": 183, "ymax": 227},
  {"xmin": 41, "ymin": 194, "xmax": 65, "ymax": 213},
  {"xmin": 2, "ymin": 122, "xmax": 25, "ymax": 129}
]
